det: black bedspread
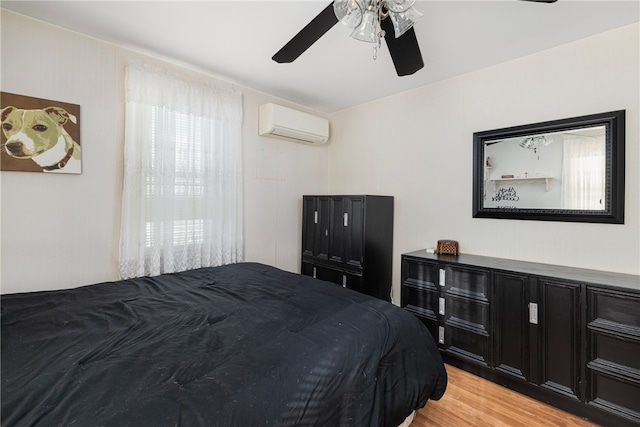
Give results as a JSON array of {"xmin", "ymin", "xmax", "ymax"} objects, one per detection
[{"xmin": 1, "ymin": 263, "xmax": 446, "ymax": 426}]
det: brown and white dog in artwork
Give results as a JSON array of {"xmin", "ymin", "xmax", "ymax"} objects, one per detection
[{"xmin": 1, "ymin": 106, "xmax": 81, "ymax": 173}]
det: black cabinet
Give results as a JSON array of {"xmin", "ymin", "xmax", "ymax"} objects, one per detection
[
  {"xmin": 442, "ymin": 264, "xmax": 492, "ymax": 367},
  {"xmin": 302, "ymin": 196, "xmax": 329, "ymax": 260},
  {"xmin": 401, "ymin": 250, "xmax": 640, "ymax": 427},
  {"xmin": 401, "ymin": 258, "xmax": 493, "ymax": 367},
  {"xmin": 493, "ymin": 271, "xmax": 531, "ymax": 382},
  {"xmin": 400, "ymin": 260, "xmax": 439, "ymax": 338},
  {"xmin": 301, "ymin": 195, "xmax": 393, "ymax": 301},
  {"xmin": 536, "ymin": 278, "xmax": 582, "ymax": 401},
  {"xmin": 586, "ymin": 287, "xmax": 640, "ymax": 424},
  {"xmin": 493, "ymin": 273, "xmax": 583, "ymax": 400}
]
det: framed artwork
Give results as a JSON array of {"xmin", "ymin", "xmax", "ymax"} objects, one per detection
[{"xmin": 1, "ymin": 92, "xmax": 81, "ymax": 174}]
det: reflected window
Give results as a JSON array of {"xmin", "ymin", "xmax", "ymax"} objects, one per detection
[{"xmin": 561, "ymin": 128, "xmax": 606, "ymax": 210}]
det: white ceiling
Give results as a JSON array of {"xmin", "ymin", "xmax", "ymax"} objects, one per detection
[{"xmin": 2, "ymin": 1, "xmax": 638, "ymax": 114}]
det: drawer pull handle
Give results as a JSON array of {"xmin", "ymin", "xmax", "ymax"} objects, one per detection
[{"xmin": 528, "ymin": 302, "xmax": 538, "ymax": 324}]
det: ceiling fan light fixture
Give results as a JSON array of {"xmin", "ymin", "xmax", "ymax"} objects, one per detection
[
  {"xmin": 333, "ymin": 0, "xmax": 365, "ymax": 29},
  {"xmin": 389, "ymin": 6, "xmax": 423, "ymax": 38},
  {"xmin": 385, "ymin": 0, "xmax": 416, "ymax": 13},
  {"xmin": 337, "ymin": 0, "xmax": 423, "ymax": 50},
  {"xmin": 350, "ymin": 9, "xmax": 380, "ymax": 43},
  {"xmin": 274, "ymin": 0, "xmax": 556, "ymax": 76},
  {"xmin": 519, "ymin": 135, "xmax": 551, "ymax": 153}
]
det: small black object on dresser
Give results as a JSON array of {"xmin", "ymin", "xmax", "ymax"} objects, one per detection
[
  {"xmin": 301, "ymin": 195, "xmax": 393, "ymax": 301},
  {"xmin": 401, "ymin": 250, "xmax": 640, "ymax": 427}
]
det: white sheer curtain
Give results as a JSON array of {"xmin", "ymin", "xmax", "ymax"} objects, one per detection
[
  {"xmin": 119, "ymin": 61, "xmax": 243, "ymax": 279},
  {"xmin": 561, "ymin": 136, "xmax": 606, "ymax": 210}
]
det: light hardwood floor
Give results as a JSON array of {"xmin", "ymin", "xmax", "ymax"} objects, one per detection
[{"xmin": 413, "ymin": 365, "xmax": 599, "ymax": 427}]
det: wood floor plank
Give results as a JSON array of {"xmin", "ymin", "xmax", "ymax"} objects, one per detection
[{"xmin": 413, "ymin": 365, "xmax": 599, "ymax": 427}]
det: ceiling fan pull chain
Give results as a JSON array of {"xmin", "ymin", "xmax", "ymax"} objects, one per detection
[{"xmin": 373, "ymin": 17, "xmax": 384, "ymax": 60}]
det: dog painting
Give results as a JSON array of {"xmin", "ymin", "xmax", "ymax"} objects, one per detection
[{"xmin": 1, "ymin": 92, "xmax": 81, "ymax": 174}]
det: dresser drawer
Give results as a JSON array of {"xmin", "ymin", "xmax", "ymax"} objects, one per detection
[
  {"xmin": 402, "ymin": 258, "xmax": 439, "ymax": 289},
  {"xmin": 402, "ymin": 282, "xmax": 439, "ymax": 320},
  {"xmin": 444, "ymin": 295, "xmax": 490, "ymax": 335},
  {"xmin": 444, "ymin": 264, "xmax": 490, "ymax": 302},
  {"xmin": 590, "ymin": 333, "xmax": 640, "ymax": 371},
  {"xmin": 588, "ymin": 287, "xmax": 640, "ymax": 328},
  {"xmin": 586, "ymin": 370, "xmax": 640, "ymax": 424},
  {"xmin": 443, "ymin": 323, "xmax": 490, "ymax": 367}
]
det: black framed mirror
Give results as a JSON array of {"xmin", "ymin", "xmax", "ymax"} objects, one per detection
[{"xmin": 473, "ymin": 110, "xmax": 625, "ymax": 223}]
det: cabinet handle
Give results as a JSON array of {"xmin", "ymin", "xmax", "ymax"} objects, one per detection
[
  {"xmin": 438, "ymin": 326, "xmax": 445, "ymax": 344},
  {"xmin": 439, "ymin": 269, "xmax": 446, "ymax": 287},
  {"xmin": 313, "ymin": 267, "xmax": 317, "ymax": 278},
  {"xmin": 314, "ymin": 211, "xmax": 318, "ymax": 224},
  {"xmin": 528, "ymin": 302, "xmax": 538, "ymax": 324},
  {"xmin": 439, "ymin": 297, "xmax": 445, "ymax": 315},
  {"xmin": 342, "ymin": 275, "xmax": 347, "ymax": 288},
  {"xmin": 343, "ymin": 212, "xmax": 348, "ymax": 227}
]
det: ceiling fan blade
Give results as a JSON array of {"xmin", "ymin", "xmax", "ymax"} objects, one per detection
[
  {"xmin": 272, "ymin": 2, "xmax": 339, "ymax": 63},
  {"xmin": 380, "ymin": 17, "xmax": 424, "ymax": 76},
  {"xmin": 518, "ymin": 0, "xmax": 558, "ymax": 3}
]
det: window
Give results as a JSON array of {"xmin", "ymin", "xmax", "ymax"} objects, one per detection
[
  {"xmin": 144, "ymin": 109, "xmax": 207, "ymax": 248},
  {"xmin": 119, "ymin": 61, "xmax": 243, "ymax": 279}
]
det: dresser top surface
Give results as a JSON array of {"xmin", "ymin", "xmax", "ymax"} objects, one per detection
[{"xmin": 402, "ymin": 250, "xmax": 640, "ymax": 292}]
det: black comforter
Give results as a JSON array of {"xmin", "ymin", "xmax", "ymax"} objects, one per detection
[{"xmin": 1, "ymin": 262, "xmax": 446, "ymax": 426}]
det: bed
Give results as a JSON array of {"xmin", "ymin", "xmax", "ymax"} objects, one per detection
[{"xmin": 1, "ymin": 262, "xmax": 447, "ymax": 426}]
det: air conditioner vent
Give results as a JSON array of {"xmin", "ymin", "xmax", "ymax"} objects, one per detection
[{"xmin": 259, "ymin": 103, "xmax": 329, "ymax": 145}]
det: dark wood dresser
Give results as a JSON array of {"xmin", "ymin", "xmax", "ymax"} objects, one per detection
[
  {"xmin": 301, "ymin": 195, "xmax": 393, "ymax": 301},
  {"xmin": 401, "ymin": 249, "xmax": 640, "ymax": 427}
]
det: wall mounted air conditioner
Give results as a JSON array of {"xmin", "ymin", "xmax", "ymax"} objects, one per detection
[{"xmin": 259, "ymin": 103, "xmax": 329, "ymax": 145}]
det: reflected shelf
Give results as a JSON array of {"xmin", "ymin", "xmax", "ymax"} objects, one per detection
[{"xmin": 487, "ymin": 176, "xmax": 555, "ymax": 192}]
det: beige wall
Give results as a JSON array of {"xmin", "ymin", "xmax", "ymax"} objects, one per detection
[
  {"xmin": 328, "ymin": 24, "xmax": 640, "ymax": 304},
  {"xmin": 0, "ymin": 11, "xmax": 328, "ymax": 293},
  {"xmin": 2, "ymin": 11, "xmax": 638, "ymax": 301}
]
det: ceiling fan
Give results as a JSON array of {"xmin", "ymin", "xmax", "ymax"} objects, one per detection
[{"xmin": 272, "ymin": 0, "xmax": 558, "ymax": 77}]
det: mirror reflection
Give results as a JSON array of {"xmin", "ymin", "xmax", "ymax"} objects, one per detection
[
  {"xmin": 472, "ymin": 109, "xmax": 624, "ymax": 223},
  {"xmin": 483, "ymin": 125, "xmax": 607, "ymax": 211}
]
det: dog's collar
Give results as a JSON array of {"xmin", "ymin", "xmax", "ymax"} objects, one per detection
[{"xmin": 42, "ymin": 147, "xmax": 75, "ymax": 171}]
